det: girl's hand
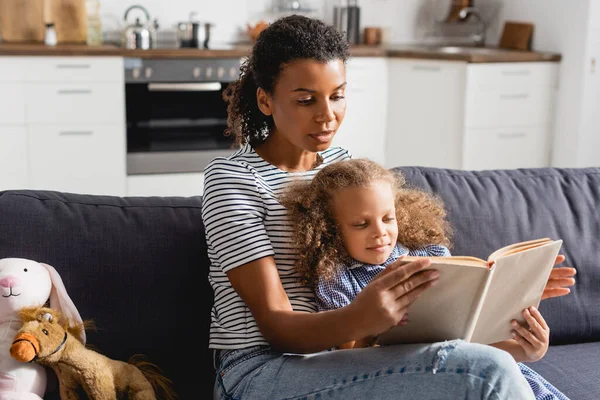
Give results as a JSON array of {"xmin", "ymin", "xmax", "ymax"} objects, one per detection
[
  {"xmin": 511, "ymin": 306, "xmax": 549, "ymax": 362},
  {"xmin": 542, "ymin": 255, "xmax": 576, "ymax": 300},
  {"xmin": 350, "ymin": 257, "xmax": 438, "ymax": 339}
]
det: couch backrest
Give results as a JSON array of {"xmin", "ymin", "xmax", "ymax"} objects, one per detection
[
  {"xmin": 0, "ymin": 190, "xmax": 213, "ymax": 399},
  {"xmin": 395, "ymin": 166, "xmax": 600, "ymax": 345}
]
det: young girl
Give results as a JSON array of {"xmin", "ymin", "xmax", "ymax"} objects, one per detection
[
  {"xmin": 203, "ymin": 13, "xmax": 574, "ymax": 399},
  {"xmin": 280, "ymin": 157, "xmax": 570, "ymax": 400}
]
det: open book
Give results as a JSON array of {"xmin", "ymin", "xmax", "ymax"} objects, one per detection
[{"xmin": 375, "ymin": 238, "xmax": 563, "ymax": 346}]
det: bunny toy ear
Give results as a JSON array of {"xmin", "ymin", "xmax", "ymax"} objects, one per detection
[{"xmin": 40, "ymin": 263, "xmax": 86, "ymax": 344}]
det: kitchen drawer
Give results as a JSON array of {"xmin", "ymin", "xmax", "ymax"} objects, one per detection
[
  {"xmin": 28, "ymin": 124, "xmax": 126, "ymax": 195},
  {"xmin": 0, "ymin": 83, "xmax": 26, "ymax": 124},
  {"xmin": 0, "ymin": 57, "xmax": 26, "ymax": 81},
  {"xmin": 462, "ymin": 126, "xmax": 551, "ymax": 170},
  {"xmin": 26, "ymin": 83, "xmax": 125, "ymax": 124},
  {"xmin": 127, "ymin": 173, "xmax": 204, "ymax": 197},
  {"xmin": 465, "ymin": 86, "xmax": 555, "ymax": 127},
  {"xmin": 25, "ymin": 57, "xmax": 123, "ymax": 83},
  {"xmin": 467, "ymin": 63, "xmax": 558, "ymax": 89},
  {"xmin": 0, "ymin": 126, "xmax": 28, "ymax": 190},
  {"xmin": 346, "ymin": 57, "xmax": 387, "ymax": 80}
]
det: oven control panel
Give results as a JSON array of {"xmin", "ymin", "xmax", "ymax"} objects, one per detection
[{"xmin": 124, "ymin": 58, "xmax": 244, "ymax": 83}]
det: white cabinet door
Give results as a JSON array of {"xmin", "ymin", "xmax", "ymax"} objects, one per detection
[
  {"xmin": 385, "ymin": 59, "xmax": 467, "ymax": 169},
  {"xmin": 25, "ymin": 57, "xmax": 124, "ymax": 83},
  {"xmin": 462, "ymin": 126, "xmax": 550, "ymax": 170},
  {"xmin": 0, "ymin": 57, "xmax": 26, "ymax": 81},
  {"xmin": 0, "ymin": 126, "xmax": 28, "ymax": 190},
  {"xmin": 332, "ymin": 58, "xmax": 388, "ymax": 165},
  {"xmin": 0, "ymin": 83, "xmax": 26, "ymax": 124},
  {"xmin": 28, "ymin": 125, "xmax": 126, "ymax": 195},
  {"xmin": 25, "ymin": 83, "xmax": 125, "ymax": 124},
  {"xmin": 127, "ymin": 173, "xmax": 204, "ymax": 197}
]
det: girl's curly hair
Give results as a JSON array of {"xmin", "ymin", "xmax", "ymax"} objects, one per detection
[
  {"xmin": 279, "ymin": 159, "xmax": 453, "ymax": 289},
  {"xmin": 222, "ymin": 15, "xmax": 350, "ymax": 147}
]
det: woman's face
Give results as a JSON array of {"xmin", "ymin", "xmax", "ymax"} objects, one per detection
[
  {"xmin": 258, "ymin": 59, "xmax": 347, "ymax": 153},
  {"xmin": 332, "ymin": 179, "xmax": 399, "ymax": 265}
]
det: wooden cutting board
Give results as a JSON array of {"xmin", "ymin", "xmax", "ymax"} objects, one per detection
[
  {"xmin": 0, "ymin": 0, "xmax": 46, "ymax": 43},
  {"xmin": 0, "ymin": 0, "xmax": 86, "ymax": 43},
  {"xmin": 51, "ymin": 0, "xmax": 87, "ymax": 43},
  {"xmin": 499, "ymin": 21, "xmax": 534, "ymax": 51}
]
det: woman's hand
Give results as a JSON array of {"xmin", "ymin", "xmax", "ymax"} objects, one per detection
[
  {"xmin": 511, "ymin": 306, "xmax": 549, "ymax": 362},
  {"xmin": 349, "ymin": 257, "xmax": 438, "ymax": 339},
  {"xmin": 542, "ymin": 255, "xmax": 576, "ymax": 300}
]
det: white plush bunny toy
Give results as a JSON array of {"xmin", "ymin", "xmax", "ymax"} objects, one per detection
[{"xmin": 0, "ymin": 258, "xmax": 85, "ymax": 400}]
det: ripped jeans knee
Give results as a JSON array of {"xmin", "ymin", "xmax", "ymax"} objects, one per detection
[{"xmin": 431, "ymin": 339, "xmax": 461, "ymax": 374}]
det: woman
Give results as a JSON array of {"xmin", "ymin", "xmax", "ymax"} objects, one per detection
[{"xmin": 202, "ymin": 15, "xmax": 575, "ymax": 399}]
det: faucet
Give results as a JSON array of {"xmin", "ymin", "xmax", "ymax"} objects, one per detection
[{"xmin": 458, "ymin": 7, "xmax": 486, "ymax": 46}]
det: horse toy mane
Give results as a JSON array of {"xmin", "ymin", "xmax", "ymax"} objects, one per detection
[{"xmin": 9, "ymin": 306, "xmax": 177, "ymax": 400}]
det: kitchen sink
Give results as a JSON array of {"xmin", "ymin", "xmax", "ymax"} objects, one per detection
[{"xmin": 428, "ymin": 46, "xmax": 505, "ymax": 54}]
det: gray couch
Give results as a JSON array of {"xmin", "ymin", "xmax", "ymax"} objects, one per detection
[{"xmin": 0, "ymin": 166, "xmax": 598, "ymax": 399}]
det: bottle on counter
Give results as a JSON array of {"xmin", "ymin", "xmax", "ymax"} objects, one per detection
[
  {"xmin": 45, "ymin": 23, "xmax": 57, "ymax": 46},
  {"xmin": 86, "ymin": 0, "xmax": 103, "ymax": 46}
]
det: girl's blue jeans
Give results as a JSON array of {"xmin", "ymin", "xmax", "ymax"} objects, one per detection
[{"xmin": 213, "ymin": 339, "xmax": 535, "ymax": 400}]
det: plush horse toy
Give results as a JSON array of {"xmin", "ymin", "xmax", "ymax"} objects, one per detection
[
  {"xmin": 0, "ymin": 258, "xmax": 85, "ymax": 400},
  {"xmin": 9, "ymin": 306, "xmax": 176, "ymax": 400}
]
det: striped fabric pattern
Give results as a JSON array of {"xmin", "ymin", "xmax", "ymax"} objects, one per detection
[{"xmin": 202, "ymin": 143, "xmax": 351, "ymax": 349}]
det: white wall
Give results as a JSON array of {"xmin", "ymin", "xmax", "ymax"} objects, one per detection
[
  {"xmin": 98, "ymin": 0, "xmax": 269, "ymax": 45},
  {"xmin": 98, "ymin": 0, "xmax": 433, "ymax": 45}
]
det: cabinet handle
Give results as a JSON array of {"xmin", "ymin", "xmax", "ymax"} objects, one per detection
[
  {"xmin": 59, "ymin": 131, "xmax": 94, "ymax": 136},
  {"xmin": 55, "ymin": 64, "xmax": 91, "ymax": 69},
  {"xmin": 497, "ymin": 132, "xmax": 526, "ymax": 139},
  {"xmin": 411, "ymin": 65, "xmax": 441, "ymax": 72},
  {"xmin": 57, "ymin": 89, "xmax": 92, "ymax": 95},
  {"xmin": 501, "ymin": 69, "xmax": 531, "ymax": 76},
  {"xmin": 499, "ymin": 93, "xmax": 530, "ymax": 100},
  {"xmin": 148, "ymin": 83, "xmax": 222, "ymax": 92}
]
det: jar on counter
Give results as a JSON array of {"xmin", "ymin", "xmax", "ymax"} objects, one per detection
[{"xmin": 45, "ymin": 23, "xmax": 57, "ymax": 46}]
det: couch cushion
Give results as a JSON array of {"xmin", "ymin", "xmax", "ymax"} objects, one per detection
[
  {"xmin": 523, "ymin": 342, "xmax": 600, "ymax": 400},
  {"xmin": 0, "ymin": 190, "xmax": 213, "ymax": 399},
  {"xmin": 394, "ymin": 167, "xmax": 600, "ymax": 345}
]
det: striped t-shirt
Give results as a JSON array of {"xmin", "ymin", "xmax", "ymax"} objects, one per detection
[{"xmin": 202, "ymin": 143, "xmax": 351, "ymax": 349}]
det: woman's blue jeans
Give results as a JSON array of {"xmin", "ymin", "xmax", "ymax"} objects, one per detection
[{"xmin": 213, "ymin": 340, "xmax": 534, "ymax": 399}]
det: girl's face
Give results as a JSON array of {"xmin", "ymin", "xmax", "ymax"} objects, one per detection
[
  {"xmin": 332, "ymin": 179, "xmax": 399, "ymax": 265},
  {"xmin": 257, "ymin": 59, "xmax": 347, "ymax": 153}
]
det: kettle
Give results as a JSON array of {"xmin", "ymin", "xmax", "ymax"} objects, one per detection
[{"xmin": 122, "ymin": 5, "xmax": 156, "ymax": 50}]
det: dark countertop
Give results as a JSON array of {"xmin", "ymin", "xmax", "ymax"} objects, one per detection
[{"xmin": 0, "ymin": 42, "xmax": 561, "ymax": 62}]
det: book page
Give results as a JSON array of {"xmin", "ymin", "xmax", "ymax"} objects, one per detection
[
  {"xmin": 401, "ymin": 255, "xmax": 488, "ymax": 268},
  {"xmin": 376, "ymin": 262, "xmax": 490, "ymax": 345},
  {"xmin": 486, "ymin": 238, "xmax": 552, "ymax": 262},
  {"xmin": 469, "ymin": 240, "xmax": 562, "ymax": 345}
]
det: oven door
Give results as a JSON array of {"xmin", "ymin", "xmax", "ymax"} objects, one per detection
[{"xmin": 126, "ymin": 73, "xmax": 238, "ymax": 175}]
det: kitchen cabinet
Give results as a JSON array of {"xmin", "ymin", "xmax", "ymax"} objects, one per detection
[
  {"xmin": 384, "ymin": 59, "xmax": 466, "ymax": 169},
  {"xmin": 0, "ymin": 126, "xmax": 28, "ymax": 190},
  {"xmin": 332, "ymin": 57, "xmax": 388, "ymax": 165},
  {"xmin": 28, "ymin": 125, "xmax": 125, "ymax": 195},
  {"xmin": 385, "ymin": 59, "xmax": 558, "ymax": 170},
  {"xmin": 127, "ymin": 173, "xmax": 204, "ymax": 197},
  {"xmin": 0, "ymin": 56, "xmax": 126, "ymax": 195},
  {"xmin": 0, "ymin": 58, "xmax": 27, "ymax": 190}
]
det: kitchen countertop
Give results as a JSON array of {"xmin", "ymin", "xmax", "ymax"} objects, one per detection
[{"xmin": 0, "ymin": 42, "xmax": 561, "ymax": 62}]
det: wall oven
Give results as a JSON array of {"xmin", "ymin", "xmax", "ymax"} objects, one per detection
[{"xmin": 124, "ymin": 57, "xmax": 242, "ymax": 175}]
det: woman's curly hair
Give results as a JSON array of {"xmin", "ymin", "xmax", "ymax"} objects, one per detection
[
  {"xmin": 222, "ymin": 15, "xmax": 350, "ymax": 147},
  {"xmin": 280, "ymin": 159, "xmax": 453, "ymax": 289}
]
